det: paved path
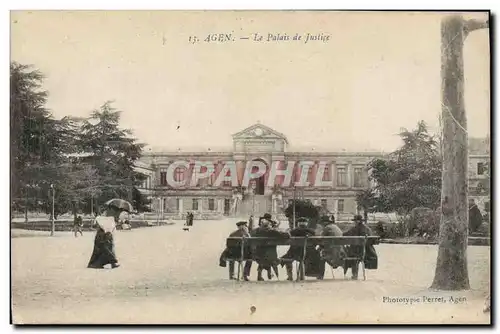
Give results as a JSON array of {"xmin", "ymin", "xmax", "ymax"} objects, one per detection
[{"xmin": 11, "ymin": 220, "xmax": 490, "ymax": 324}]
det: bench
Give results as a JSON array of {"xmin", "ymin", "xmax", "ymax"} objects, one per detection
[{"xmin": 225, "ymin": 236, "xmax": 380, "ymax": 281}]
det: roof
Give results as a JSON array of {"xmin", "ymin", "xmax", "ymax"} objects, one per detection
[
  {"xmin": 232, "ymin": 123, "xmax": 289, "ymax": 144},
  {"xmin": 468, "ymin": 136, "xmax": 490, "ymax": 155}
]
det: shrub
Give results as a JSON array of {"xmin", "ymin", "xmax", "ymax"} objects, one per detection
[
  {"xmin": 384, "ymin": 222, "xmax": 406, "ymax": 239},
  {"xmin": 409, "ymin": 207, "xmax": 439, "ymax": 238},
  {"xmin": 374, "ymin": 221, "xmax": 387, "ymax": 238}
]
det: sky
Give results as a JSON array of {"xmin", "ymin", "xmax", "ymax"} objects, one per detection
[{"xmin": 10, "ymin": 11, "xmax": 490, "ymax": 153}]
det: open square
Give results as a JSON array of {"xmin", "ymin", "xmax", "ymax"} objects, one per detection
[{"xmin": 11, "ymin": 220, "xmax": 490, "ymax": 324}]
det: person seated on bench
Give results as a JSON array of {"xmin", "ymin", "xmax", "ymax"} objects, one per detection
[
  {"xmin": 219, "ymin": 221, "xmax": 253, "ymax": 280},
  {"xmin": 319, "ymin": 215, "xmax": 346, "ymax": 271},
  {"xmin": 302, "ymin": 219, "xmax": 326, "ymax": 280},
  {"xmin": 252, "ymin": 216, "xmax": 290, "ymax": 281},
  {"xmin": 280, "ymin": 217, "xmax": 316, "ymax": 281},
  {"xmin": 343, "ymin": 214, "xmax": 378, "ymax": 280}
]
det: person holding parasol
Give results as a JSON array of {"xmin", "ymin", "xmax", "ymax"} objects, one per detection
[{"xmin": 87, "ymin": 198, "xmax": 133, "ymax": 269}]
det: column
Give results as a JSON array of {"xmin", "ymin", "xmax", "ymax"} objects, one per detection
[
  {"xmin": 334, "ymin": 199, "xmax": 339, "ymax": 221},
  {"xmin": 178, "ymin": 198, "xmax": 184, "ymax": 214},
  {"xmin": 199, "ymin": 198, "xmax": 203, "ymax": 213},
  {"xmin": 160, "ymin": 197, "xmax": 164, "ymax": 219},
  {"xmin": 347, "ymin": 162, "xmax": 353, "ymax": 188},
  {"xmin": 311, "ymin": 161, "xmax": 318, "ymax": 186},
  {"xmin": 331, "ymin": 161, "xmax": 337, "ymax": 188},
  {"xmin": 272, "ymin": 197, "xmax": 277, "ymax": 214},
  {"xmin": 218, "ymin": 198, "xmax": 224, "ymax": 213}
]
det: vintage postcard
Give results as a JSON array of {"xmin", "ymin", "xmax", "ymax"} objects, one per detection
[{"xmin": 10, "ymin": 10, "xmax": 490, "ymax": 325}]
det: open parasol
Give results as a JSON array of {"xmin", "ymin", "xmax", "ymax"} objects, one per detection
[{"xmin": 104, "ymin": 198, "xmax": 134, "ymax": 213}]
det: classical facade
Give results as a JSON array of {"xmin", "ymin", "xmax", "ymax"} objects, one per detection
[
  {"xmin": 136, "ymin": 124, "xmax": 490, "ymax": 220},
  {"xmin": 468, "ymin": 136, "xmax": 491, "ymax": 214},
  {"xmin": 137, "ymin": 123, "xmax": 382, "ymax": 220}
]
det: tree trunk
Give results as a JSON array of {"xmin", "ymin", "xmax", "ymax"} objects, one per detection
[{"xmin": 431, "ymin": 15, "xmax": 470, "ymax": 290}]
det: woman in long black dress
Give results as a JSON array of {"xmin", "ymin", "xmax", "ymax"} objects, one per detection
[{"xmin": 87, "ymin": 206, "xmax": 125, "ymax": 269}]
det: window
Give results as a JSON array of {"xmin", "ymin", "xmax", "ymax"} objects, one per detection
[
  {"xmin": 337, "ymin": 199, "xmax": 344, "ymax": 213},
  {"xmin": 199, "ymin": 165, "xmax": 209, "ymax": 187},
  {"xmin": 174, "ymin": 167, "xmax": 186, "ymax": 182},
  {"xmin": 222, "ymin": 166, "xmax": 232, "ymax": 187},
  {"xmin": 294, "ymin": 165, "xmax": 300, "ymax": 182},
  {"xmin": 176, "ymin": 198, "xmax": 180, "ymax": 211},
  {"xmin": 224, "ymin": 199, "xmax": 231, "ymax": 214},
  {"xmin": 160, "ymin": 172, "xmax": 168, "ymax": 186},
  {"xmin": 163, "ymin": 198, "xmax": 167, "ymax": 211},
  {"xmin": 208, "ymin": 198, "xmax": 215, "ymax": 211},
  {"xmin": 323, "ymin": 164, "xmax": 331, "ymax": 181},
  {"xmin": 337, "ymin": 167, "xmax": 347, "ymax": 186},
  {"xmin": 477, "ymin": 162, "xmax": 486, "ymax": 175},
  {"xmin": 307, "ymin": 166, "xmax": 314, "ymax": 183},
  {"xmin": 210, "ymin": 166, "xmax": 217, "ymax": 185},
  {"xmin": 321, "ymin": 199, "xmax": 328, "ymax": 208},
  {"xmin": 192, "ymin": 199, "xmax": 199, "ymax": 210},
  {"xmin": 354, "ymin": 167, "xmax": 364, "ymax": 187}
]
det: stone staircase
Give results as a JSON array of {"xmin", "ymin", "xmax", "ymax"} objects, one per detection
[{"xmin": 239, "ymin": 195, "xmax": 271, "ymax": 216}]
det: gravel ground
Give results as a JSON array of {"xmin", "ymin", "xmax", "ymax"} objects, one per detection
[{"xmin": 11, "ymin": 219, "xmax": 491, "ymax": 324}]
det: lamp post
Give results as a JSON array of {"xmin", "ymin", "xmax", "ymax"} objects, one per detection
[
  {"xmin": 50, "ymin": 184, "xmax": 55, "ymax": 236},
  {"xmin": 252, "ymin": 181, "xmax": 256, "ymax": 216},
  {"xmin": 293, "ymin": 185, "xmax": 296, "ymax": 229}
]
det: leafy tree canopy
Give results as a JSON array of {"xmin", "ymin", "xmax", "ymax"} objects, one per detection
[{"xmin": 363, "ymin": 121, "xmax": 442, "ymax": 215}]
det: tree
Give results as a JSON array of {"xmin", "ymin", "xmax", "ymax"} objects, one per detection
[
  {"xmin": 355, "ymin": 189, "xmax": 377, "ymax": 222},
  {"xmin": 78, "ymin": 101, "xmax": 149, "ymax": 211},
  {"xmin": 367, "ymin": 121, "xmax": 442, "ymax": 232},
  {"xmin": 431, "ymin": 15, "xmax": 489, "ymax": 291},
  {"xmin": 284, "ymin": 199, "xmax": 321, "ymax": 227},
  {"xmin": 10, "ymin": 62, "xmax": 67, "ymax": 217}
]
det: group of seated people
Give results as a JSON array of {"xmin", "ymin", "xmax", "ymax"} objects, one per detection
[{"xmin": 219, "ymin": 213, "xmax": 378, "ymax": 281}]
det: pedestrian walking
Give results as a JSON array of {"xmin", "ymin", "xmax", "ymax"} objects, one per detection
[{"xmin": 73, "ymin": 215, "xmax": 83, "ymax": 237}]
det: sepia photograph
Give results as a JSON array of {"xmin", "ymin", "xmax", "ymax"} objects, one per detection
[{"xmin": 10, "ymin": 10, "xmax": 491, "ymax": 324}]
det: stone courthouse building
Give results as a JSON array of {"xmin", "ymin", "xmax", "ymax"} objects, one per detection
[
  {"xmin": 136, "ymin": 124, "xmax": 489, "ymax": 220},
  {"xmin": 136, "ymin": 123, "xmax": 383, "ymax": 220}
]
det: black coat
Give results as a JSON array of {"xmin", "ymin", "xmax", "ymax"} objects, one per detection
[
  {"xmin": 251, "ymin": 227, "xmax": 290, "ymax": 266},
  {"xmin": 87, "ymin": 228, "xmax": 118, "ymax": 268},
  {"xmin": 469, "ymin": 205, "xmax": 483, "ymax": 233},
  {"xmin": 344, "ymin": 223, "xmax": 378, "ymax": 269},
  {"xmin": 225, "ymin": 228, "xmax": 252, "ymax": 259},
  {"xmin": 281, "ymin": 226, "xmax": 316, "ymax": 260}
]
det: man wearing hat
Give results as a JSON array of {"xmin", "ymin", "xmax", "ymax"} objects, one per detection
[
  {"xmin": 343, "ymin": 214, "xmax": 378, "ymax": 280},
  {"xmin": 252, "ymin": 216, "xmax": 290, "ymax": 281},
  {"xmin": 219, "ymin": 221, "xmax": 253, "ymax": 280},
  {"xmin": 280, "ymin": 217, "xmax": 316, "ymax": 281},
  {"xmin": 258, "ymin": 213, "xmax": 279, "ymax": 228}
]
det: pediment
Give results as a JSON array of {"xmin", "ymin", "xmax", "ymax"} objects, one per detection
[{"xmin": 232, "ymin": 123, "xmax": 288, "ymax": 144}]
